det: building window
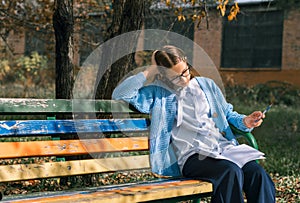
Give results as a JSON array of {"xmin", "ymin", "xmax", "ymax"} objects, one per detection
[{"xmin": 221, "ymin": 9, "xmax": 284, "ymax": 69}]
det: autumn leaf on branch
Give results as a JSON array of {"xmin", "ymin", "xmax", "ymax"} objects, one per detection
[
  {"xmin": 216, "ymin": 0, "xmax": 240, "ymax": 20},
  {"xmin": 166, "ymin": 0, "xmax": 171, "ymax": 7},
  {"xmin": 228, "ymin": 2, "xmax": 240, "ymax": 21},
  {"xmin": 217, "ymin": 0, "xmax": 229, "ymax": 17},
  {"xmin": 163, "ymin": 0, "xmax": 240, "ymax": 28},
  {"xmin": 176, "ymin": 7, "xmax": 186, "ymax": 21}
]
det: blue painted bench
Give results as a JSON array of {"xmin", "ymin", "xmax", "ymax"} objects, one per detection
[{"xmin": 0, "ymin": 98, "xmax": 258, "ymax": 202}]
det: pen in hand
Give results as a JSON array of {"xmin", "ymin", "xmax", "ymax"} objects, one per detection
[
  {"xmin": 262, "ymin": 104, "xmax": 272, "ymax": 115},
  {"xmin": 255, "ymin": 103, "xmax": 272, "ymax": 122}
]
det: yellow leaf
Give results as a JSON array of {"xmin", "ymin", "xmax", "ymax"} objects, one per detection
[
  {"xmin": 192, "ymin": 14, "xmax": 198, "ymax": 21},
  {"xmin": 4, "ymin": 64, "xmax": 10, "ymax": 73},
  {"xmin": 217, "ymin": 4, "xmax": 226, "ymax": 17},
  {"xmin": 178, "ymin": 14, "xmax": 186, "ymax": 22},
  {"xmin": 220, "ymin": 7, "xmax": 226, "ymax": 16},
  {"xmin": 228, "ymin": 14, "xmax": 234, "ymax": 21},
  {"xmin": 228, "ymin": 2, "xmax": 240, "ymax": 21},
  {"xmin": 235, "ymin": 2, "xmax": 240, "ymax": 11},
  {"xmin": 166, "ymin": 0, "xmax": 171, "ymax": 7}
]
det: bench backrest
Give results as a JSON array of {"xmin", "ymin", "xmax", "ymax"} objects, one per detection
[{"xmin": 0, "ymin": 98, "xmax": 151, "ymax": 183}]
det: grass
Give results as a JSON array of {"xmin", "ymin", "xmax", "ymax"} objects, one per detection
[
  {"xmin": 255, "ymin": 107, "xmax": 300, "ymax": 176},
  {"xmin": 229, "ymin": 99, "xmax": 300, "ymax": 202},
  {"xmin": 261, "ymin": 108, "xmax": 300, "ymax": 202},
  {"xmin": 232, "ymin": 104, "xmax": 300, "ymax": 176}
]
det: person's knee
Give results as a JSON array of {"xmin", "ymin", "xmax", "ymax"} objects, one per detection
[
  {"xmin": 243, "ymin": 161, "xmax": 275, "ymax": 198},
  {"xmin": 213, "ymin": 162, "xmax": 245, "ymax": 202},
  {"xmin": 254, "ymin": 166, "xmax": 275, "ymax": 191},
  {"xmin": 250, "ymin": 164, "xmax": 266, "ymax": 179},
  {"xmin": 222, "ymin": 162, "xmax": 244, "ymax": 184},
  {"xmin": 244, "ymin": 162, "xmax": 274, "ymax": 186}
]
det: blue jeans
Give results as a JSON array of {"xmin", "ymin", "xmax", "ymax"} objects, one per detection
[{"xmin": 182, "ymin": 154, "xmax": 276, "ymax": 203}]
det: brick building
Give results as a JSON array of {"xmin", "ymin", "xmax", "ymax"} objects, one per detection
[{"xmin": 195, "ymin": 1, "xmax": 300, "ymax": 87}]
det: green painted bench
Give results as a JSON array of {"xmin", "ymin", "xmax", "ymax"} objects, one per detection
[{"xmin": 0, "ymin": 98, "xmax": 258, "ymax": 203}]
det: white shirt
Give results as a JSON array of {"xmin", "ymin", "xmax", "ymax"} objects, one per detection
[{"xmin": 171, "ymin": 79, "xmax": 265, "ymax": 172}]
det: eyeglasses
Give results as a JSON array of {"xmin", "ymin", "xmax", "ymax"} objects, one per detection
[{"xmin": 169, "ymin": 66, "xmax": 190, "ymax": 84}]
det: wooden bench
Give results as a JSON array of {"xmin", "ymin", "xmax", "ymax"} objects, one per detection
[{"xmin": 0, "ymin": 98, "xmax": 258, "ymax": 203}]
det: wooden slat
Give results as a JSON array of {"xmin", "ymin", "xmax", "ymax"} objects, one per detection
[
  {"xmin": 2, "ymin": 179, "xmax": 212, "ymax": 203},
  {"xmin": 0, "ymin": 137, "xmax": 148, "ymax": 158},
  {"xmin": 0, "ymin": 155, "xmax": 150, "ymax": 182},
  {"xmin": 0, "ymin": 119, "xmax": 149, "ymax": 136},
  {"xmin": 0, "ymin": 99, "xmax": 135, "ymax": 114}
]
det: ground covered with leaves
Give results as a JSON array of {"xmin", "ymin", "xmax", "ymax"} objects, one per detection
[{"xmin": 271, "ymin": 173, "xmax": 300, "ymax": 202}]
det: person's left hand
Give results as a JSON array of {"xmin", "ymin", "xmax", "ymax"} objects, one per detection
[{"xmin": 243, "ymin": 111, "xmax": 265, "ymax": 128}]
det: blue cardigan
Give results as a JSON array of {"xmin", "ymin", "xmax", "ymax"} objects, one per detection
[{"xmin": 112, "ymin": 72, "xmax": 252, "ymax": 177}]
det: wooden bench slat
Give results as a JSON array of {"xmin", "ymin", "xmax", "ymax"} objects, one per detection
[
  {"xmin": 116, "ymin": 180, "xmax": 212, "ymax": 203},
  {"xmin": 0, "ymin": 155, "xmax": 150, "ymax": 182},
  {"xmin": 0, "ymin": 99, "xmax": 134, "ymax": 114},
  {"xmin": 2, "ymin": 179, "xmax": 212, "ymax": 203},
  {"xmin": 0, "ymin": 119, "xmax": 149, "ymax": 136},
  {"xmin": 0, "ymin": 137, "xmax": 148, "ymax": 158}
]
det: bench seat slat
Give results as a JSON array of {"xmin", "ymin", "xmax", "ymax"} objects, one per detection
[
  {"xmin": 0, "ymin": 137, "xmax": 148, "ymax": 158},
  {"xmin": 0, "ymin": 119, "xmax": 149, "ymax": 136},
  {"xmin": 0, "ymin": 155, "xmax": 150, "ymax": 182},
  {"xmin": 0, "ymin": 99, "xmax": 133, "ymax": 114},
  {"xmin": 2, "ymin": 179, "xmax": 212, "ymax": 203}
]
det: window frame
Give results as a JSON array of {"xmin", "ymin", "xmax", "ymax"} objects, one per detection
[{"xmin": 220, "ymin": 7, "xmax": 284, "ymax": 70}]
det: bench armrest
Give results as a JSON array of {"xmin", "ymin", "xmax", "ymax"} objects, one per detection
[{"xmin": 229, "ymin": 124, "xmax": 259, "ymax": 150}]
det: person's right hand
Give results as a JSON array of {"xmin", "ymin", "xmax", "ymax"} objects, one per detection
[
  {"xmin": 143, "ymin": 50, "xmax": 160, "ymax": 79},
  {"xmin": 143, "ymin": 65, "xmax": 160, "ymax": 80},
  {"xmin": 243, "ymin": 111, "xmax": 265, "ymax": 128}
]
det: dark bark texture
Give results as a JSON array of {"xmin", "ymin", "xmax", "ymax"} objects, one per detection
[
  {"xmin": 96, "ymin": 0, "xmax": 145, "ymax": 99},
  {"xmin": 53, "ymin": 0, "xmax": 74, "ymax": 99}
]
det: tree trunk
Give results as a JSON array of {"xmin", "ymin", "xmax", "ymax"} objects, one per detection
[
  {"xmin": 96, "ymin": 0, "xmax": 145, "ymax": 99},
  {"xmin": 53, "ymin": 0, "xmax": 74, "ymax": 99}
]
